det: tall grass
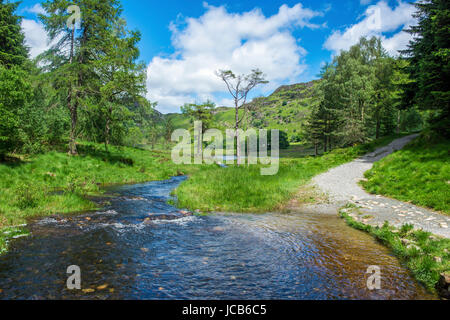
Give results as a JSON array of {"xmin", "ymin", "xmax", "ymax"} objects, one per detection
[
  {"xmin": 362, "ymin": 133, "xmax": 450, "ymax": 214},
  {"xmin": 174, "ymin": 135, "xmax": 406, "ymax": 213},
  {"xmin": 0, "ymin": 142, "xmax": 200, "ymax": 228}
]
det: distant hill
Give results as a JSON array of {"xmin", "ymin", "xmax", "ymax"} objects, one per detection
[{"xmin": 165, "ymin": 80, "xmax": 319, "ymax": 142}]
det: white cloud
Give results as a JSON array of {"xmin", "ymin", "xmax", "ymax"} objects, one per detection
[
  {"xmin": 23, "ymin": 3, "xmax": 46, "ymax": 15},
  {"xmin": 324, "ymin": 1, "xmax": 416, "ymax": 56},
  {"xmin": 20, "ymin": 4, "xmax": 52, "ymax": 59},
  {"xmin": 21, "ymin": 19, "xmax": 52, "ymax": 59},
  {"xmin": 147, "ymin": 3, "xmax": 323, "ymax": 114}
]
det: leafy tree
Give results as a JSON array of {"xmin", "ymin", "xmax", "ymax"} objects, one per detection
[{"xmin": 181, "ymin": 101, "xmax": 216, "ymax": 155}]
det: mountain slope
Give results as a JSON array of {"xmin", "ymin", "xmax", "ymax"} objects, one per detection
[{"xmin": 165, "ymin": 80, "xmax": 319, "ymax": 141}]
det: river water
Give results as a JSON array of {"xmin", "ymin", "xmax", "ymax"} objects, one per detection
[{"xmin": 0, "ymin": 177, "xmax": 434, "ymax": 300}]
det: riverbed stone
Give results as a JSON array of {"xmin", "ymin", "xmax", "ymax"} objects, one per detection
[{"xmin": 436, "ymin": 273, "xmax": 450, "ymax": 299}]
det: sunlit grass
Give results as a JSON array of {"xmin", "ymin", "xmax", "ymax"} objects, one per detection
[
  {"xmin": 362, "ymin": 134, "xmax": 450, "ymax": 214},
  {"xmin": 174, "ymin": 135, "xmax": 405, "ymax": 213},
  {"xmin": 0, "ymin": 141, "xmax": 200, "ymax": 229}
]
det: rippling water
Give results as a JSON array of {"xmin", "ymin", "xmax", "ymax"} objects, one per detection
[{"xmin": 0, "ymin": 177, "xmax": 434, "ymax": 300}]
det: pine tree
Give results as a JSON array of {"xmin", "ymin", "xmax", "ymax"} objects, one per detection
[
  {"xmin": 91, "ymin": 17, "xmax": 147, "ymax": 151},
  {"xmin": 40, "ymin": 0, "xmax": 125, "ymax": 155},
  {"xmin": 0, "ymin": 0, "xmax": 28, "ymax": 67},
  {"xmin": 402, "ymin": 0, "xmax": 450, "ymax": 135},
  {"xmin": 0, "ymin": 0, "xmax": 32, "ymax": 158}
]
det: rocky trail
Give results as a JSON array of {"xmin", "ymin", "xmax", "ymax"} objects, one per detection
[{"xmin": 311, "ymin": 134, "xmax": 450, "ymax": 238}]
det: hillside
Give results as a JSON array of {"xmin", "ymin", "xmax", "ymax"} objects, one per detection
[{"xmin": 165, "ymin": 80, "xmax": 319, "ymax": 142}]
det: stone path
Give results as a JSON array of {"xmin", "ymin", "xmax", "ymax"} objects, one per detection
[{"xmin": 311, "ymin": 134, "xmax": 450, "ymax": 238}]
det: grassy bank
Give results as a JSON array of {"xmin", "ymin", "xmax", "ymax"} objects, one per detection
[
  {"xmin": 362, "ymin": 133, "xmax": 450, "ymax": 214},
  {"xmin": 340, "ymin": 208, "xmax": 450, "ymax": 293},
  {"xmin": 0, "ymin": 142, "xmax": 200, "ymax": 253},
  {"xmin": 174, "ymin": 135, "xmax": 406, "ymax": 213}
]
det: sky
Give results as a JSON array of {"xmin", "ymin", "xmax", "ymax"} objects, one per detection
[{"xmin": 18, "ymin": 0, "xmax": 418, "ymax": 114}]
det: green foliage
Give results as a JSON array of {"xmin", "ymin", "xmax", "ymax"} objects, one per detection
[
  {"xmin": 181, "ymin": 101, "xmax": 216, "ymax": 133},
  {"xmin": 0, "ymin": 141, "xmax": 200, "ymax": 230},
  {"xmin": 0, "ymin": 65, "xmax": 33, "ymax": 156},
  {"xmin": 0, "ymin": 0, "xmax": 28, "ymax": 67},
  {"xmin": 306, "ymin": 37, "xmax": 407, "ymax": 151},
  {"xmin": 174, "ymin": 135, "xmax": 402, "ymax": 213},
  {"xmin": 402, "ymin": 0, "xmax": 450, "ymax": 136},
  {"xmin": 40, "ymin": 0, "xmax": 149, "ymax": 154},
  {"xmin": 363, "ymin": 133, "xmax": 450, "ymax": 213}
]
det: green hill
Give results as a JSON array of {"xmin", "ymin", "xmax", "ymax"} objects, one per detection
[{"xmin": 165, "ymin": 80, "xmax": 319, "ymax": 142}]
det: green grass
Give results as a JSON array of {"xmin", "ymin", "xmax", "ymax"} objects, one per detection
[
  {"xmin": 341, "ymin": 208, "xmax": 450, "ymax": 294},
  {"xmin": 166, "ymin": 81, "xmax": 318, "ymax": 141},
  {"xmin": 174, "ymin": 135, "xmax": 406, "ymax": 213},
  {"xmin": 0, "ymin": 142, "xmax": 201, "ymax": 253},
  {"xmin": 362, "ymin": 133, "xmax": 450, "ymax": 214}
]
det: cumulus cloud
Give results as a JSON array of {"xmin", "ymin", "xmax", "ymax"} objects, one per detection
[
  {"xmin": 324, "ymin": 1, "xmax": 416, "ymax": 56},
  {"xmin": 21, "ymin": 19, "xmax": 52, "ymax": 59},
  {"xmin": 20, "ymin": 4, "xmax": 52, "ymax": 59},
  {"xmin": 147, "ymin": 3, "xmax": 323, "ymax": 114},
  {"xmin": 23, "ymin": 3, "xmax": 46, "ymax": 15}
]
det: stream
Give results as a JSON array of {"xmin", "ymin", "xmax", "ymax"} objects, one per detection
[{"xmin": 0, "ymin": 177, "xmax": 434, "ymax": 300}]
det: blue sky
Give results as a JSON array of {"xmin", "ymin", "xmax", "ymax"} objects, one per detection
[{"xmin": 18, "ymin": 0, "xmax": 417, "ymax": 113}]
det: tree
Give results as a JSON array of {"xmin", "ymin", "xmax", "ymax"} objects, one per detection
[
  {"xmin": 92, "ymin": 17, "xmax": 147, "ymax": 151},
  {"xmin": 0, "ymin": 0, "xmax": 28, "ymax": 67},
  {"xmin": 318, "ymin": 37, "xmax": 400, "ymax": 146},
  {"xmin": 0, "ymin": 0, "xmax": 32, "ymax": 158},
  {"xmin": 216, "ymin": 69, "xmax": 268, "ymax": 165},
  {"xmin": 0, "ymin": 66, "xmax": 33, "ymax": 157},
  {"xmin": 181, "ymin": 101, "xmax": 216, "ymax": 156},
  {"xmin": 402, "ymin": 0, "xmax": 450, "ymax": 136},
  {"xmin": 41, "ymin": 0, "xmax": 125, "ymax": 155},
  {"xmin": 162, "ymin": 117, "xmax": 174, "ymax": 148}
]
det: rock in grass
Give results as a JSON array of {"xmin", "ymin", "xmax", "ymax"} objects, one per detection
[{"xmin": 436, "ymin": 273, "xmax": 450, "ymax": 300}]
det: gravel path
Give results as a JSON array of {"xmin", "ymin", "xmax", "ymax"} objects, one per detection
[{"xmin": 312, "ymin": 134, "xmax": 450, "ymax": 238}]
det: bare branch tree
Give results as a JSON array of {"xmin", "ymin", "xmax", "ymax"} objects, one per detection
[{"xmin": 216, "ymin": 69, "xmax": 268, "ymax": 165}]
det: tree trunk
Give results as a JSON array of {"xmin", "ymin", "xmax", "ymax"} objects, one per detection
[
  {"xmin": 105, "ymin": 119, "xmax": 110, "ymax": 152},
  {"xmin": 235, "ymin": 101, "xmax": 241, "ymax": 166},
  {"xmin": 105, "ymin": 106, "xmax": 112, "ymax": 152},
  {"xmin": 69, "ymin": 104, "xmax": 78, "ymax": 155},
  {"xmin": 314, "ymin": 142, "xmax": 318, "ymax": 157},
  {"xmin": 67, "ymin": 27, "xmax": 78, "ymax": 156},
  {"xmin": 397, "ymin": 110, "xmax": 401, "ymax": 134},
  {"xmin": 376, "ymin": 108, "xmax": 381, "ymax": 139}
]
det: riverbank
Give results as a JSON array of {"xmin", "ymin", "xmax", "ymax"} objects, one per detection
[
  {"xmin": 174, "ymin": 135, "xmax": 407, "ymax": 213},
  {"xmin": 0, "ymin": 135, "xmax": 406, "ymax": 254},
  {"xmin": 0, "ymin": 142, "xmax": 202, "ymax": 253},
  {"xmin": 341, "ymin": 208, "xmax": 450, "ymax": 296},
  {"xmin": 301, "ymin": 134, "xmax": 449, "ymax": 297}
]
